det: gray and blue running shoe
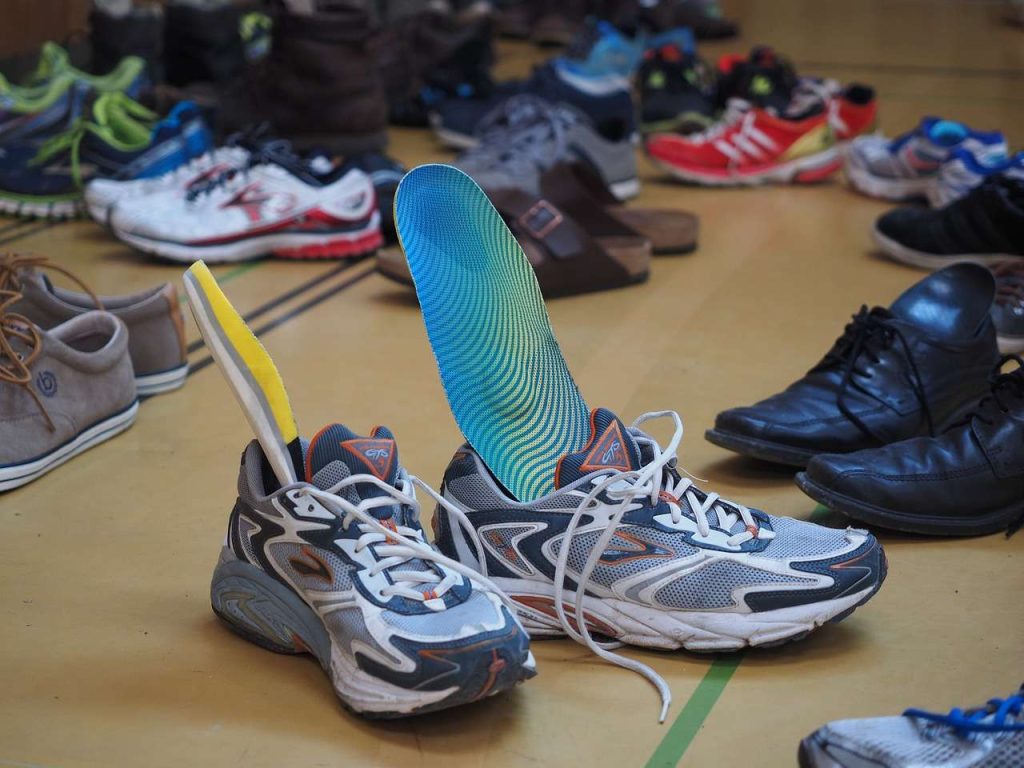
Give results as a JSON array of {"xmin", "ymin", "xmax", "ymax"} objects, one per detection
[
  {"xmin": 800, "ymin": 685, "xmax": 1024, "ymax": 767},
  {"xmin": 455, "ymin": 95, "xmax": 639, "ymax": 200},
  {"xmin": 432, "ymin": 407, "xmax": 887, "ymax": 720}
]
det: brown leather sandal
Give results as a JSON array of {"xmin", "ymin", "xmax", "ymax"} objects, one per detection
[
  {"xmin": 540, "ymin": 162, "xmax": 700, "ymax": 255},
  {"xmin": 377, "ymin": 190, "xmax": 651, "ymax": 298}
]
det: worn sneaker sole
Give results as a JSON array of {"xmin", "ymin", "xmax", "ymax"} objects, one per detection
[
  {"xmin": 998, "ymin": 333, "xmax": 1024, "ymax": 355},
  {"xmin": 113, "ymin": 212, "xmax": 383, "ymax": 264},
  {"xmin": 492, "ymin": 547, "xmax": 886, "ymax": 651},
  {"xmin": 705, "ymin": 427, "xmax": 817, "ymax": 467},
  {"xmin": 796, "ymin": 471, "xmax": 1023, "ymax": 536},
  {"xmin": 872, "ymin": 226, "xmax": 1020, "ymax": 270},
  {"xmin": 0, "ymin": 192, "xmax": 82, "ymax": 220},
  {"xmin": 0, "ymin": 400, "xmax": 139, "ymax": 491},
  {"xmin": 845, "ymin": 161, "xmax": 933, "ymax": 202},
  {"xmin": 135, "ymin": 363, "xmax": 190, "ymax": 396},
  {"xmin": 797, "ymin": 731, "xmax": 860, "ymax": 768},
  {"xmin": 648, "ymin": 147, "xmax": 841, "ymax": 187},
  {"xmin": 210, "ymin": 548, "xmax": 537, "ymax": 718}
]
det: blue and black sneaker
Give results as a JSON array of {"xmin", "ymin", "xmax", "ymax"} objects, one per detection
[{"xmin": 0, "ymin": 93, "xmax": 212, "ymax": 219}]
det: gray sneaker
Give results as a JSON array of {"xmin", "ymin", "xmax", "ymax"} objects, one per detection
[
  {"xmin": 455, "ymin": 95, "xmax": 640, "ymax": 201},
  {"xmin": 799, "ymin": 685, "xmax": 1024, "ymax": 767},
  {"xmin": 4, "ymin": 257, "xmax": 188, "ymax": 395},
  {"xmin": 992, "ymin": 260, "xmax": 1024, "ymax": 353},
  {"xmin": 0, "ymin": 306, "xmax": 138, "ymax": 491}
]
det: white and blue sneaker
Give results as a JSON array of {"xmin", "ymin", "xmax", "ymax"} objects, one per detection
[
  {"xmin": 800, "ymin": 685, "xmax": 1024, "ymax": 767},
  {"xmin": 432, "ymin": 407, "xmax": 887, "ymax": 720},
  {"xmin": 930, "ymin": 148, "xmax": 1024, "ymax": 208},
  {"xmin": 846, "ymin": 116, "xmax": 1006, "ymax": 201},
  {"xmin": 213, "ymin": 424, "xmax": 536, "ymax": 718}
]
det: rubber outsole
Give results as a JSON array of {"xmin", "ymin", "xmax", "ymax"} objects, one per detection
[
  {"xmin": 646, "ymin": 147, "xmax": 842, "ymax": 187},
  {"xmin": 0, "ymin": 400, "xmax": 139, "ymax": 491},
  {"xmin": 113, "ymin": 214, "xmax": 384, "ymax": 265},
  {"xmin": 210, "ymin": 551, "xmax": 536, "ymax": 718},
  {"xmin": 844, "ymin": 161, "xmax": 934, "ymax": 202},
  {"xmin": 704, "ymin": 427, "xmax": 816, "ymax": 467},
  {"xmin": 135, "ymin": 363, "xmax": 189, "ymax": 396},
  {"xmin": 998, "ymin": 333, "xmax": 1024, "ymax": 354},
  {"xmin": 497, "ymin": 548, "xmax": 887, "ymax": 653},
  {"xmin": 796, "ymin": 471, "xmax": 1022, "ymax": 536},
  {"xmin": 872, "ymin": 226, "xmax": 1020, "ymax": 270},
  {"xmin": 0, "ymin": 194, "xmax": 82, "ymax": 220}
]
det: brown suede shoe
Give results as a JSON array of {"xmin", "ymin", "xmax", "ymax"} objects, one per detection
[
  {"xmin": 3, "ymin": 255, "xmax": 188, "ymax": 396},
  {"xmin": 0, "ymin": 298, "xmax": 137, "ymax": 492}
]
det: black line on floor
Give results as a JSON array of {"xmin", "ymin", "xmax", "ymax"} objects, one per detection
[
  {"xmin": 186, "ymin": 264, "xmax": 376, "ymax": 377},
  {"xmin": 0, "ymin": 219, "xmax": 63, "ymax": 247},
  {"xmin": 0, "ymin": 219, "xmax": 32, "ymax": 237},
  {"xmin": 184, "ymin": 260, "xmax": 362, "ymax": 355},
  {"xmin": 796, "ymin": 59, "xmax": 1024, "ymax": 80}
]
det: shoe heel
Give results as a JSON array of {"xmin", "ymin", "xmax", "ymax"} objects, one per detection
[{"xmin": 210, "ymin": 547, "xmax": 329, "ymax": 661}]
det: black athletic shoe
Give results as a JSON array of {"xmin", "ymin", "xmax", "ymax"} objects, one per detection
[
  {"xmin": 637, "ymin": 43, "xmax": 716, "ymax": 135},
  {"xmin": 716, "ymin": 45, "xmax": 798, "ymax": 113},
  {"xmin": 873, "ymin": 174, "xmax": 1024, "ymax": 270},
  {"xmin": 797, "ymin": 355, "xmax": 1024, "ymax": 536},
  {"xmin": 706, "ymin": 264, "xmax": 1000, "ymax": 467}
]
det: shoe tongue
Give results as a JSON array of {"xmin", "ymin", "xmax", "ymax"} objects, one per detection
[
  {"xmin": 554, "ymin": 408, "xmax": 642, "ymax": 489},
  {"xmin": 305, "ymin": 423, "xmax": 400, "ymax": 510}
]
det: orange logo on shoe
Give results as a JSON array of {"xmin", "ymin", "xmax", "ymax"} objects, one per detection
[
  {"xmin": 341, "ymin": 438, "xmax": 396, "ymax": 480},
  {"xmin": 580, "ymin": 420, "xmax": 632, "ymax": 473}
]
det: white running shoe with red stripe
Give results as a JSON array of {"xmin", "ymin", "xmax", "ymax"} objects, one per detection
[{"xmin": 109, "ymin": 143, "xmax": 382, "ymax": 264}]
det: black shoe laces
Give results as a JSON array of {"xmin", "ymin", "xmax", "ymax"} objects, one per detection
[
  {"xmin": 965, "ymin": 355, "xmax": 1024, "ymax": 428},
  {"xmin": 814, "ymin": 306, "xmax": 935, "ymax": 442}
]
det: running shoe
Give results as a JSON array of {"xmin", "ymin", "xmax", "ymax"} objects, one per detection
[
  {"xmin": 434, "ymin": 407, "xmax": 887, "ymax": 718},
  {"xmin": 873, "ymin": 174, "xmax": 1024, "ymax": 270},
  {"xmin": 846, "ymin": 117, "xmax": 1006, "ymax": 201},
  {"xmin": 715, "ymin": 45, "xmax": 798, "ymax": 113},
  {"xmin": 992, "ymin": 260, "xmax": 1024, "ymax": 353},
  {"xmin": 637, "ymin": 43, "xmax": 716, "ymax": 135},
  {"xmin": 455, "ymin": 95, "xmax": 639, "ymax": 200},
  {"xmin": 805, "ymin": 78, "xmax": 878, "ymax": 146},
  {"xmin": 1, "ymin": 41, "xmax": 147, "ymax": 95},
  {"xmin": 430, "ymin": 58, "xmax": 635, "ymax": 150},
  {"xmin": 0, "ymin": 44, "xmax": 147, "ymax": 146},
  {"xmin": 83, "ymin": 125, "xmax": 269, "ymax": 224},
  {"xmin": 0, "ymin": 94, "xmax": 212, "ymax": 219},
  {"xmin": 800, "ymin": 685, "xmax": 1024, "ymax": 767},
  {"xmin": 645, "ymin": 94, "xmax": 841, "ymax": 186},
  {"xmin": 930, "ymin": 148, "xmax": 1024, "ymax": 208},
  {"xmin": 183, "ymin": 263, "xmax": 535, "ymax": 718},
  {"xmin": 110, "ymin": 141, "xmax": 382, "ymax": 263}
]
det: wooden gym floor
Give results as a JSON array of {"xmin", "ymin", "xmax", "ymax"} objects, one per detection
[{"xmin": 1, "ymin": 1, "xmax": 1023, "ymax": 766}]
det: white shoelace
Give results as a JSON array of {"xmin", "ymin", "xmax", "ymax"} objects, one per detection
[
  {"xmin": 438, "ymin": 410, "xmax": 775, "ymax": 722},
  {"xmin": 691, "ymin": 98, "xmax": 752, "ymax": 142},
  {"xmin": 296, "ymin": 473, "xmax": 520, "ymax": 614}
]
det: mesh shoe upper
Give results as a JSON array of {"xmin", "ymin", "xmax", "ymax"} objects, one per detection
[{"xmin": 229, "ymin": 428, "xmax": 530, "ymax": 694}]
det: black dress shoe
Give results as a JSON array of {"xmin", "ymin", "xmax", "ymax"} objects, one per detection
[
  {"xmin": 796, "ymin": 356, "xmax": 1024, "ymax": 536},
  {"xmin": 706, "ymin": 264, "xmax": 1000, "ymax": 466},
  {"xmin": 873, "ymin": 174, "xmax": 1024, "ymax": 271}
]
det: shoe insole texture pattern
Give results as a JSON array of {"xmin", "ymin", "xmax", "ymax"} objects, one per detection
[
  {"xmin": 184, "ymin": 261, "xmax": 302, "ymax": 486},
  {"xmin": 395, "ymin": 164, "xmax": 590, "ymax": 501}
]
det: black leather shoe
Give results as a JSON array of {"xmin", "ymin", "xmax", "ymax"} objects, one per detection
[
  {"xmin": 706, "ymin": 264, "xmax": 1000, "ymax": 466},
  {"xmin": 797, "ymin": 356, "xmax": 1024, "ymax": 536}
]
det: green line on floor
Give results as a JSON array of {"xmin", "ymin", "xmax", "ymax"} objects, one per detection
[
  {"xmin": 644, "ymin": 653, "xmax": 745, "ymax": 768},
  {"xmin": 809, "ymin": 504, "xmax": 830, "ymax": 523}
]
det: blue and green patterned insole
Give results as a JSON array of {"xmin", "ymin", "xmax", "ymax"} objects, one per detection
[{"xmin": 395, "ymin": 164, "xmax": 590, "ymax": 502}]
